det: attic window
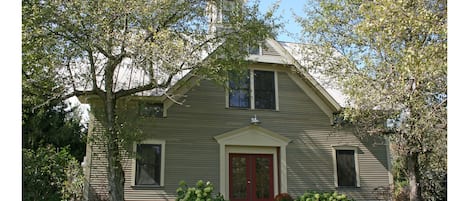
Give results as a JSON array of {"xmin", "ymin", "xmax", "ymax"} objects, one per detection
[
  {"xmin": 249, "ymin": 45, "xmax": 260, "ymax": 55},
  {"xmin": 228, "ymin": 69, "xmax": 278, "ymax": 110},
  {"xmin": 140, "ymin": 103, "xmax": 164, "ymax": 118}
]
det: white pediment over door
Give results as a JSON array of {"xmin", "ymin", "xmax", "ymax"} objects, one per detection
[
  {"xmin": 214, "ymin": 125, "xmax": 291, "ymax": 147},
  {"xmin": 214, "ymin": 125, "xmax": 291, "ymax": 197}
]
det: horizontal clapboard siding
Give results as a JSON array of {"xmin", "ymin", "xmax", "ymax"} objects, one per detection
[{"xmin": 85, "ymin": 70, "xmax": 390, "ymax": 201}]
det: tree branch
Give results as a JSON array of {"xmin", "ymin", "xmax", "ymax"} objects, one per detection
[{"xmin": 115, "ymin": 73, "xmax": 175, "ymax": 99}]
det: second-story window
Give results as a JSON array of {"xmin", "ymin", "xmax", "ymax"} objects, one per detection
[
  {"xmin": 229, "ymin": 71, "xmax": 250, "ymax": 108},
  {"xmin": 254, "ymin": 70, "xmax": 275, "ymax": 109},
  {"xmin": 228, "ymin": 69, "xmax": 277, "ymax": 110}
]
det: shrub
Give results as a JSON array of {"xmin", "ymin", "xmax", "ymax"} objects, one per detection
[
  {"xmin": 176, "ymin": 180, "xmax": 226, "ymax": 201},
  {"xmin": 23, "ymin": 145, "xmax": 84, "ymax": 201},
  {"xmin": 296, "ymin": 191, "xmax": 354, "ymax": 201},
  {"xmin": 275, "ymin": 193, "xmax": 294, "ymax": 201}
]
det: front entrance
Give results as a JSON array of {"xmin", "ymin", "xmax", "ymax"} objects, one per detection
[{"xmin": 229, "ymin": 154, "xmax": 274, "ymax": 201}]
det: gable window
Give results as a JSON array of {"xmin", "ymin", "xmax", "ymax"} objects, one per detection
[
  {"xmin": 229, "ymin": 71, "xmax": 251, "ymax": 108},
  {"xmin": 228, "ymin": 69, "xmax": 278, "ymax": 110},
  {"xmin": 333, "ymin": 147, "xmax": 360, "ymax": 188},
  {"xmin": 254, "ymin": 70, "xmax": 275, "ymax": 109},
  {"xmin": 133, "ymin": 140, "xmax": 165, "ymax": 187},
  {"xmin": 139, "ymin": 102, "xmax": 164, "ymax": 118}
]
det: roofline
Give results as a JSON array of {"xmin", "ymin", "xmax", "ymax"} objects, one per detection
[
  {"xmin": 264, "ymin": 38, "xmax": 342, "ymax": 112},
  {"xmin": 79, "ymin": 38, "xmax": 342, "ymax": 114}
]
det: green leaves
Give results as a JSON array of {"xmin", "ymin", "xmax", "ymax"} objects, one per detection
[
  {"xmin": 176, "ymin": 180, "xmax": 222, "ymax": 201},
  {"xmin": 300, "ymin": 0, "xmax": 446, "ymax": 200},
  {"xmin": 23, "ymin": 146, "xmax": 84, "ymax": 201},
  {"xmin": 296, "ymin": 191, "xmax": 353, "ymax": 201}
]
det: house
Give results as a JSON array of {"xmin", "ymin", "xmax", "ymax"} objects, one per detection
[
  {"xmin": 79, "ymin": 0, "xmax": 392, "ymax": 200},
  {"xmin": 80, "ymin": 37, "xmax": 392, "ymax": 201}
]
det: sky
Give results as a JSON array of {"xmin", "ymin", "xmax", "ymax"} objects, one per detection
[{"xmin": 257, "ymin": 0, "xmax": 308, "ymax": 42}]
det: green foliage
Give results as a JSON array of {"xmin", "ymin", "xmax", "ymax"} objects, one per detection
[
  {"xmin": 299, "ymin": 0, "xmax": 446, "ymax": 200},
  {"xmin": 296, "ymin": 191, "xmax": 354, "ymax": 201},
  {"xmin": 24, "ymin": 0, "xmax": 276, "ymax": 200},
  {"xmin": 22, "ymin": 99, "xmax": 87, "ymax": 160},
  {"xmin": 176, "ymin": 180, "xmax": 226, "ymax": 201},
  {"xmin": 23, "ymin": 146, "xmax": 84, "ymax": 201},
  {"xmin": 275, "ymin": 193, "xmax": 294, "ymax": 201}
]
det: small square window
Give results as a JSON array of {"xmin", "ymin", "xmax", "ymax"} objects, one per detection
[
  {"xmin": 249, "ymin": 45, "xmax": 260, "ymax": 55},
  {"xmin": 139, "ymin": 103, "xmax": 164, "ymax": 118}
]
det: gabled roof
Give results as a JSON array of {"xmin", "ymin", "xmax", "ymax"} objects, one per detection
[
  {"xmin": 259, "ymin": 38, "xmax": 344, "ymax": 111},
  {"xmin": 79, "ymin": 38, "xmax": 346, "ymax": 115}
]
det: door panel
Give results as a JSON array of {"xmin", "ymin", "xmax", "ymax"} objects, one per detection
[
  {"xmin": 229, "ymin": 154, "xmax": 274, "ymax": 201},
  {"xmin": 230, "ymin": 156, "xmax": 248, "ymax": 200}
]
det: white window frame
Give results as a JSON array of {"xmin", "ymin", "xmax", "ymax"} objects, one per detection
[
  {"xmin": 332, "ymin": 145, "xmax": 360, "ymax": 188},
  {"xmin": 131, "ymin": 139, "xmax": 166, "ymax": 187},
  {"xmin": 226, "ymin": 69, "xmax": 279, "ymax": 111}
]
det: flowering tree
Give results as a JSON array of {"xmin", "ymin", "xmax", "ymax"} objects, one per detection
[
  {"xmin": 299, "ymin": 0, "xmax": 446, "ymax": 200},
  {"xmin": 23, "ymin": 0, "xmax": 277, "ymax": 200}
]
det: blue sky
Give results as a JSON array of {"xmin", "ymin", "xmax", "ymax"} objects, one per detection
[{"xmin": 258, "ymin": 0, "xmax": 308, "ymax": 42}]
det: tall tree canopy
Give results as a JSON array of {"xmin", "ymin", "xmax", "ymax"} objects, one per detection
[
  {"xmin": 22, "ymin": 0, "xmax": 276, "ymax": 200},
  {"xmin": 298, "ymin": 0, "xmax": 446, "ymax": 200}
]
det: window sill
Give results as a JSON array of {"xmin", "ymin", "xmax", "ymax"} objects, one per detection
[
  {"xmin": 131, "ymin": 185, "xmax": 165, "ymax": 190},
  {"xmin": 226, "ymin": 107, "xmax": 279, "ymax": 112},
  {"xmin": 336, "ymin": 186, "xmax": 360, "ymax": 189}
]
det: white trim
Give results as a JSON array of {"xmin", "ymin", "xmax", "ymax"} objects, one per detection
[
  {"xmin": 286, "ymin": 71, "xmax": 334, "ymax": 122},
  {"xmin": 274, "ymin": 71, "xmax": 279, "ymax": 111},
  {"xmin": 250, "ymin": 69, "xmax": 255, "ymax": 110},
  {"xmin": 214, "ymin": 125, "xmax": 291, "ymax": 198},
  {"xmin": 225, "ymin": 81, "xmax": 230, "ymax": 108},
  {"xmin": 131, "ymin": 139, "xmax": 166, "ymax": 187},
  {"xmin": 331, "ymin": 145, "xmax": 360, "ymax": 188},
  {"xmin": 265, "ymin": 38, "xmax": 342, "ymax": 112},
  {"xmin": 385, "ymin": 137, "xmax": 393, "ymax": 185}
]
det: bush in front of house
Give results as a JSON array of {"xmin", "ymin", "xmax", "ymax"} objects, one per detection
[
  {"xmin": 275, "ymin": 193, "xmax": 294, "ymax": 201},
  {"xmin": 176, "ymin": 180, "xmax": 225, "ymax": 201},
  {"xmin": 23, "ymin": 145, "xmax": 84, "ymax": 201},
  {"xmin": 296, "ymin": 191, "xmax": 354, "ymax": 201}
]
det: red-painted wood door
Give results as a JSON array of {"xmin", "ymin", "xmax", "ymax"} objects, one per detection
[{"xmin": 229, "ymin": 154, "xmax": 274, "ymax": 201}]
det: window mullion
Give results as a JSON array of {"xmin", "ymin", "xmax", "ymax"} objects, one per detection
[{"xmin": 250, "ymin": 69, "xmax": 255, "ymax": 110}]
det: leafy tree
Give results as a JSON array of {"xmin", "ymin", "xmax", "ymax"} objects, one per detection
[
  {"xmin": 22, "ymin": 145, "xmax": 84, "ymax": 201},
  {"xmin": 22, "ymin": 0, "xmax": 277, "ymax": 200},
  {"xmin": 298, "ymin": 0, "xmax": 446, "ymax": 200},
  {"xmin": 22, "ymin": 0, "xmax": 87, "ymax": 160}
]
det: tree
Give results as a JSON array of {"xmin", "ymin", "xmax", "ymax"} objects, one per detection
[
  {"xmin": 23, "ymin": 145, "xmax": 84, "ymax": 201},
  {"xmin": 22, "ymin": 0, "xmax": 276, "ymax": 200},
  {"xmin": 298, "ymin": 0, "xmax": 446, "ymax": 200}
]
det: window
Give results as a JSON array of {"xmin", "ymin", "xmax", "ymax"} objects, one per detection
[
  {"xmin": 139, "ymin": 103, "xmax": 164, "ymax": 118},
  {"xmin": 133, "ymin": 140, "xmax": 165, "ymax": 187},
  {"xmin": 228, "ymin": 69, "xmax": 277, "ymax": 110},
  {"xmin": 333, "ymin": 147, "xmax": 360, "ymax": 187},
  {"xmin": 229, "ymin": 71, "xmax": 251, "ymax": 108},
  {"xmin": 254, "ymin": 71, "xmax": 275, "ymax": 109},
  {"xmin": 248, "ymin": 45, "xmax": 260, "ymax": 55}
]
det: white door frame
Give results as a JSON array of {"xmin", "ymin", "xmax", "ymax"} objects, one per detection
[{"xmin": 214, "ymin": 125, "xmax": 291, "ymax": 198}]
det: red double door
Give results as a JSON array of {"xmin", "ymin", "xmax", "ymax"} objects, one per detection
[{"xmin": 229, "ymin": 154, "xmax": 274, "ymax": 201}]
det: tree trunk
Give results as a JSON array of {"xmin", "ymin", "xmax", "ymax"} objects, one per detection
[
  {"xmin": 407, "ymin": 152, "xmax": 421, "ymax": 201},
  {"xmin": 105, "ymin": 95, "xmax": 125, "ymax": 201},
  {"xmin": 104, "ymin": 60, "xmax": 125, "ymax": 201}
]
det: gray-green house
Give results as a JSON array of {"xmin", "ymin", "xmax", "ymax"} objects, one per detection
[{"xmin": 81, "ymin": 38, "xmax": 392, "ymax": 201}]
